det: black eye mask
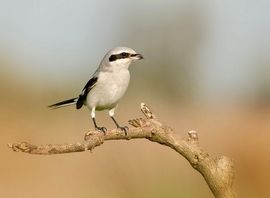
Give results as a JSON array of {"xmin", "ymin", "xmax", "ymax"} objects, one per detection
[{"xmin": 109, "ymin": 52, "xmax": 131, "ymax": 62}]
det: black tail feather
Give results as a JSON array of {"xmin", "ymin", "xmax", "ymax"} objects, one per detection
[{"xmin": 48, "ymin": 98, "xmax": 78, "ymax": 109}]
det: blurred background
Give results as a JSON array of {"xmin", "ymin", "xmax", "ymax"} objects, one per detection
[{"xmin": 0, "ymin": 0, "xmax": 269, "ymax": 197}]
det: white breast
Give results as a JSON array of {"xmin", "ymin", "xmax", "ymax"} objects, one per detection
[{"xmin": 86, "ymin": 69, "xmax": 130, "ymax": 110}]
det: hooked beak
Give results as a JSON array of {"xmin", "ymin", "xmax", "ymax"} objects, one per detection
[{"xmin": 131, "ymin": 53, "xmax": 144, "ymax": 60}]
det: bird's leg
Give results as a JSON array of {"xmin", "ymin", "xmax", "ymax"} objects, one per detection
[
  {"xmin": 92, "ymin": 118, "xmax": 107, "ymax": 133},
  {"xmin": 109, "ymin": 108, "xmax": 128, "ymax": 135},
  {"xmin": 110, "ymin": 116, "xmax": 128, "ymax": 135},
  {"xmin": 91, "ymin": 107, "xmax": 107, "ymax": 133}
]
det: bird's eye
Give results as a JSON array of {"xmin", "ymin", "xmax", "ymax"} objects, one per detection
[{"xmin": 121, "ymin": 52, "xmax": 128, "ymax": 57}]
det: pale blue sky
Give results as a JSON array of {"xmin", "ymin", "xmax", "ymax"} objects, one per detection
[{"xmin": 0, "ymin": 0, "xmax": 269, "ymax": 101}]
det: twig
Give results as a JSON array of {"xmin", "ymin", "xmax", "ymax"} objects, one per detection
[{"xmin": 8, "ymin": 103, "xmax": 236, "ymax": 198}]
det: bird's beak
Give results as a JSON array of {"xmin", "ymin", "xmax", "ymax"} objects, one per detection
[{"xmin": 131, "ymin": 53, "xmax": 144, "ymax": 60}]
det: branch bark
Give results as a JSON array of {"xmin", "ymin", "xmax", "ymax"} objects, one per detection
[{"xmin": 8, "ymin": 103, "xmax": 236, "ymax": 198}]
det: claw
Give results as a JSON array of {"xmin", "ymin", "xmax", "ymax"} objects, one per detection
[
  {"xmin": 110, "ymin": 116, "xmax": 128, "ymax": 136},
  {"xmin": 118, "ymin": 126, "xmax": 128, "ymax": 136},
  {"xmin": 95, "ymin": 126, "xmax": 107, "ymax": 134}
]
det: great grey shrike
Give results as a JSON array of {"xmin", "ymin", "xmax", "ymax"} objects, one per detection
[{"xmin": 49, "ymin": 47, "xmax": 143, "ymax": 134}]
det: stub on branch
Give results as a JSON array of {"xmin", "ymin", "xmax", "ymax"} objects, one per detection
[
  {"xmin": 188, "ymin": 130, "xmax": 199, "ymax": 145},
  {"xmin": 141, "ymin": 103, "xmax": 156, "ymax": 119}
]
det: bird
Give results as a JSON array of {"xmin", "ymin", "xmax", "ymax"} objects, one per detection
[{"xmin": 48, "ymin": 47, "xmax": 143, "ymax": 135}]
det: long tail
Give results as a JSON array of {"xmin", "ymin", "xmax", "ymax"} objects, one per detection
[{"xmin": 48, "ymin": 97, "xmax": 78, "ymax": 109}]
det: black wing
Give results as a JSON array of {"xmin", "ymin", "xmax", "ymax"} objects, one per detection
[{"xmin": 76, "ymin": 76, "xmax": 98, "ymax": 109}]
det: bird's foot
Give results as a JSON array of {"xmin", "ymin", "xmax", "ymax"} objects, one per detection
[
  {"xmin": 95, "ymin": 126, "xmax": 107, "ymax": 134},
  {"xmin": 117, "ymin": 126, "xmax": 129, "ymax": 136}
]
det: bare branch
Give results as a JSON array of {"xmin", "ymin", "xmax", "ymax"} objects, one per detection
[{"xmin": 8, "ymin": 103, "xmax": 236, "ymax": 198}]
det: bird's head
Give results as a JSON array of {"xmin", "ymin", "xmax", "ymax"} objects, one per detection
[{"xmin": 101, "ymin": 47, "xmax": 143, "ymax": 70}]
